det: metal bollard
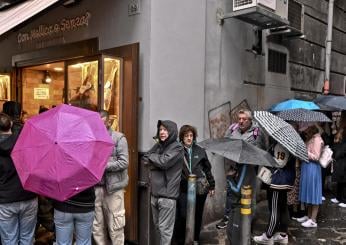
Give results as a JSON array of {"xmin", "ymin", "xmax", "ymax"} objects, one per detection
[
  {"xmin": 185, "ymin": 174, "xmax": 197, "ymax": 245},
  {"xmin": 240, "ymin": 185, "xmax": 252, "ymax": 245}
]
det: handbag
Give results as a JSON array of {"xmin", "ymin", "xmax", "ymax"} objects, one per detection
[
  {"xmin": 319, "ymin": 145, "xmax": 333, "ymax": 168},
  {"xmin": 196, "ymin": 172, "xmax": 210, "ymax": 195},
  {"xmin": 257, "ymin": 166, "xmax": 272, "ymax": 185}
]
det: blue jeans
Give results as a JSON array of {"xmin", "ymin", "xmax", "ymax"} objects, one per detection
[
  {"xmin": 54, "ymin": 209, "xmax": 94, "ymax": 245},
  {"xmin": 0, "ymin": 198, "xmax": 38, "ymax": 245}
]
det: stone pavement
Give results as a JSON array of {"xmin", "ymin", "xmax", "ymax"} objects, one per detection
[{"xmin": 199, "ymin": 192, "xmax": 346, "ymax": 244}]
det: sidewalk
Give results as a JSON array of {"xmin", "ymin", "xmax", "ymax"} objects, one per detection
[{"xmin": 199, "ymin": 192, "xmax": 346, "ymax": 244}]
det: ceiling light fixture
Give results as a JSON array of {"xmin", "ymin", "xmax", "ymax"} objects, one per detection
[{"xmin": 44, "ymin": 71, "xmax": 52, "ymax": 84}]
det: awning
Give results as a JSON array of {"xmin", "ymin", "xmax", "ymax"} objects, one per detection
[{"xmin": 0, "ymin": 0, "xmax": 59, "ymax": 36}]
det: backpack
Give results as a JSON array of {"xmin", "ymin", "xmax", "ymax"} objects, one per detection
[
  {"xmin": 228, "ymin": 123, "xmax": 259, "ymax": 140},
  {"xmin": 319, "ymin": 145, "xmax": 333, "ymax": 168}
]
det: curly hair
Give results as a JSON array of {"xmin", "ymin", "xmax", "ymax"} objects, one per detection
[{"xmin": 179, "ymin": 125, "xmax": 198, "ymax": 142}]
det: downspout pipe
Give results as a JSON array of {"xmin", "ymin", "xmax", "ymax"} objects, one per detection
[{"xmin": 323, "ymin": 0, "xmax": 334, "ymax": 94}]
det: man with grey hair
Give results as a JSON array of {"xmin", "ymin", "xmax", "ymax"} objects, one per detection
[
  {"xmin": 217, "ymin": 109, "xmax": 265, "ymax": 242},
  {"xmin": 93, "ymin": 110, "xmax": 129, "ymax": 244}
]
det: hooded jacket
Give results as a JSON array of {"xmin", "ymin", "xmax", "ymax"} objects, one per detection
[
  {"xmin": 0, "ymin": 132, "xmax": 36, "ymax": 203},
  {"xmin": 146, "ymin": 120, "xmax": 184, "ymax": 199}
]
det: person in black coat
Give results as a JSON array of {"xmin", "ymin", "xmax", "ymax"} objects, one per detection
[
  {"xmin": 332, "ymin": 128, "xmax": 346, "ymax": 207},
  {"xmin": 173, "ymin": 125, "xmax": 215, "ymax": 244}
]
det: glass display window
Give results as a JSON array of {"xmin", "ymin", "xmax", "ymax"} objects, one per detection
[
  {"xmin": 67, "ymin": 59, "xmax": 99, "ymax": 111},
  {"xmin": 103, "ymin": 56, "xmax": 122, "ymax": 131},
  {"xmin": 0, "ymin": 74, "xmax": 10, "ymax": 101}
]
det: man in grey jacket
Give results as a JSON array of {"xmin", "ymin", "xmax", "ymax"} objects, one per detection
[
  {"xmin": 93, "ymin": 110, "xmax": 129, "ymax": 245},
  {"xmin": 143, "ymin": 120, "xmax": 184, "ymax": 245}
]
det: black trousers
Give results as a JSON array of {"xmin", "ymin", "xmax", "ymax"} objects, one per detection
[
  {"xmin": 265, "ymin": 189, "xmax": 289, "ymax": 238},
  {"xmin": 173, "ymin": 192, "xmax": 208, "ymax": 243},
  {"xmin": 336, "ymin": 182, "xmax": 346, "ymax": 203}
]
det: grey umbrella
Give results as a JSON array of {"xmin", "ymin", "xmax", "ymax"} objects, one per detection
[
  {"xmin": 254, "ymin": 111, "xmax": 309, "ymax": 162},
  {"xmin": 314, "ymin": 95, "xmax": 346, "ymax": 111},
  {"xmin": 198, "ymin": 138, "xmax": 279, "ymax": 167},
  {"xmin": 277, "ymin": 109, "xmax": 331, "ymax": 122}
]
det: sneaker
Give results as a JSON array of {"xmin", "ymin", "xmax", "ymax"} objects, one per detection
[
  {"xmin": 273, "ymin": 233, "xmax": 288, "ymax": 244},
  {"xmin": 322, "ymin": 196, "xmax": 326, "ymax": 201},
  {"xmin": 331, "ymin": 198, "xmax": 339, "ymax": 204},
  {"xmin": 296, "ymin": 216, "xmax": 309, "ymax": 223},
  {"xmin": 338, "ymin": 203, "xmax": 346, "ymax": 208},
  {"xmin": 216, "ymin": 216, "xmax": 229, "ymax": 229},
  {"xmin": 253, "ymin": 233, "xmax": 274, "ymax": 245},
  {"xmin": 301, "ymin": 219, "xmax": 317, "ymax": 228}
]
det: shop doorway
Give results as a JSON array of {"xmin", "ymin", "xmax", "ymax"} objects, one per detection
[{"xmin": 13, "ymin": 39, "xmax": 139, "ymax": 243}]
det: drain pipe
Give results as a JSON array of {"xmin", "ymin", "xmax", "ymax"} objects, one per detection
[{"xmin": 323, "ymin": 0, "xmax": 334, "ymax": 95}]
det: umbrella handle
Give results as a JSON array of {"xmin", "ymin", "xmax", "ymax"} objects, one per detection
[{"xmin": 227, "ymin": 165, "xmax": 247, "ymax": 193}]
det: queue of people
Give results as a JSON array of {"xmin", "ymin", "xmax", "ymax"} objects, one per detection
[{"xmin": 1, "ymin": 99, "xmax": 346, "ymax": 245}]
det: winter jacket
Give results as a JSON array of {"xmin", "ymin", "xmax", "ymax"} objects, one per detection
[
  {"xmin": 144, "ymin": 120, "xmax": 184, "ymax": 200},
  {"xmin": 53, "ymin": 187, "xmax": 95, "ymax": 213},
  {"xmin": 99, "ymin": 130, "xmax": 129, "ymax": 193},
  {"xmin": 332, "ymin": 140, "xmax": 346, "ymax": 183},
  {"xmin": 224, "ymin": 122, "xmax": 266, "ymax": 150},
  {"xmin": 0, "ymin": 132, "xmax": 36, "ymax": 204},
  {"xmin": 180, "ymin": 144, "xmax": 215, "ymax": 193}
]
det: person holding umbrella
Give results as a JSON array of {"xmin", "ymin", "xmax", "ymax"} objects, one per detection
[
  {"xmin": 173, "ymin": 125, "xmax": 215, "ymax": 244},
  {"xmin": 0, "ymin": 113, "xmax": 38, "ymax": 245},
  {"xmin": 298, "ymin": 125, "xmax": 324, "ymax": 228}
]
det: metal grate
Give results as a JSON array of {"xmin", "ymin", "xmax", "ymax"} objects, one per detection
[
  {"xmin": 268, "ymin": 49, "xmax": 287, "ymax": 74},
  {"xmin": 234, "ymin": 0, "xmax": 255, "ymax": 8},
  {"xmin": 288, "ymin": 0, "xmax": 302, "ymax": 31}
]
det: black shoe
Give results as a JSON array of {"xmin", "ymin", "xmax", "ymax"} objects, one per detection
[{"xmin": 216, "ymin": 216, "xmax": 229, "ymax": 229}]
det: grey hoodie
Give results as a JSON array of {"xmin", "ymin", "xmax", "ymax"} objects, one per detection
[{"xmin": 146, "ymin": 120, "xmax": 184, "ymax": 199}]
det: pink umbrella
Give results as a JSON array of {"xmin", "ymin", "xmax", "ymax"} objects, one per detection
[{"xmin": 11, "ymin": 104, "xmax": 114, "ymax": 201}]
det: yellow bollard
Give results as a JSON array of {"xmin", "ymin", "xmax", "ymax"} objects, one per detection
[{"xmin": 240, "ymin": 185, "xmax": 252, "ymax": 215}]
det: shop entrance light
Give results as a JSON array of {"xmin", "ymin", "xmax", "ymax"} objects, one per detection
[{"xmin": 43, "ymin": 71, "xmax": 52, "ymax": 84}]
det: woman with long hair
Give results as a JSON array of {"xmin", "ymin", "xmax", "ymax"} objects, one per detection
[{"xmin": 298, "ymin": 125, "xmax": 324, "ymax": 228}]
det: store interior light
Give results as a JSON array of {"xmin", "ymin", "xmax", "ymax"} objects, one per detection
[
  {"xmin": 54, "ymin": 67, "xmax": 63, "ymax": 71},
  {"xmin": 44, "ymin": 71, "xmax": 52, "ymax": 84}
]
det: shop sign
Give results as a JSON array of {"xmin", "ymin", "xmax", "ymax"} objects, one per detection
[
  {"xmin": 17, "ymin": 12, "xmax": 91, "ymax": 45},
  {"xmin": 34, "ymin": 88, "xmax": 50, "ymax": 100}
]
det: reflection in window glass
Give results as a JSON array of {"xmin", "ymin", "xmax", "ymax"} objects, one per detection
[
  {"xmin": 68, "ymin": 60, "xmax": 98, "ymax": 110},
  {"xmin": 103, "ymin": 57, "xmax": 121, "ymax": 131}
]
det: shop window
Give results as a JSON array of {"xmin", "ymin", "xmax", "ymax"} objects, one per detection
[
  {"xmin": 103, "ymin": 57, "xmax": 121, "ymax": 131},
  {"xmin": 0, "ymin": 74, "xmax": 10, "ymax": 101},
  {"xmin": 22, "ymin": 62, "xmax": 64, "ymax": 118},
  {"xmin": 67, "ymin": 60, "xmax": 98, "ymax": 110}
]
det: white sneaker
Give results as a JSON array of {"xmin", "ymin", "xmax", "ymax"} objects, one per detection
[
  {"xmin": 338, "ymin": 203, "xmax": 346, "ymax": 208},
  {"xmin": 322, "ymin": 196, "xmax": 326, "ymax": 201},
  {"xmin": 273, "ymin": 232, "xmax": 288, "ymax": 244},
  {"xmin": 302, "ymin": 219, "xmax": 317, "ymax": 228},
  {"xmin": 331, "ymin": 198, "xmax": 339, "ymax": 204},
  {"xmin": 253, "ymin": 233, "xmax": 274, "ymax": 245},
  {"xmin": 296, "ymin": 216, "xmax": 309, "ymax": 223}
]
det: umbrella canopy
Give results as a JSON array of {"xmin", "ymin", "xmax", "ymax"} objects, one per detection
[
  {"xmin": 270, "ymin": 99, "xmax": 320, "ymax": 112},
  {"xmin": 277, "ymin": 109, "xmax": 331, "ymax": 123},
  {"xmin": 198, "ymin": 138, "xmax": 279, "ymax": 167},
  {"xmin": 254, "ymin": 111, "xmax": 308, "ymax": 162},
  {"xmin": 314, "ymin": 95, "xmax": 346, "ymax": 111},
  {"xmin": 11, "ymin": 104, "xmax": 114, "ymax": 201}
]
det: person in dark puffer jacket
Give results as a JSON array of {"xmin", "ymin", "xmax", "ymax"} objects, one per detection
[
  {"xmin": 0, "ymin": 112, "xmax": 38, "ymax": 245},
  {"xmin": 143, "ymin": 120, "xmax": 184, "ymax": 245}
]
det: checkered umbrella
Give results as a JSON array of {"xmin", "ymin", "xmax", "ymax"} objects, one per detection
[
  {"xmin": 277, "ymin": 109, "xmax": 331, "ymax": 122},
  {"xmin": 254, "ymin": 111, "xmax": 308, "ymax": 162}
]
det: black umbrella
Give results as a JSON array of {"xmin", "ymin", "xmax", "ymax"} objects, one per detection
[
  {"xmin": 198, "ymin": 138, "xmax": 279, "ymax": 167},
  {"xmin": 277, "ymin": 109, "xmax": 331, "ymax": 123},
  {"xmin": 254, "ymin": 111, "xmax": 308, "ymax": 162},
  {"xmin": 314, "ymin": 95, "xmax": 346, "ymax": 111}
]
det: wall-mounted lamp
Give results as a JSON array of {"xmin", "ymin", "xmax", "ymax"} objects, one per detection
[{"xmin": 43, "ymin": 71, "xmax": 52, "ymax": 84}]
